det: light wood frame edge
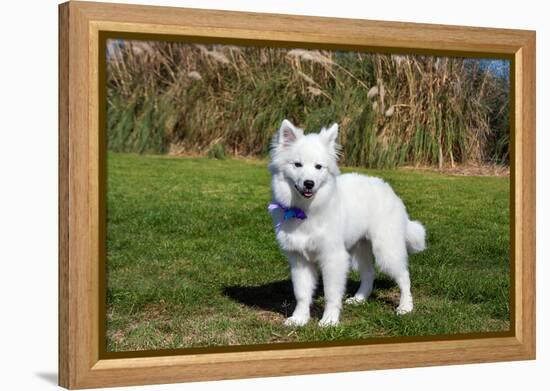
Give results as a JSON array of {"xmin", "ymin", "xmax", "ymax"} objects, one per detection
[{"xmin": 58, "ymin": 1, "xmax": 536, "ymax": 389}]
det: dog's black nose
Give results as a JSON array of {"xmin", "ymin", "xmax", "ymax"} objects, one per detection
[{"xmin": 304, "ymin": 180, "xmax": 315, "ymax": 190}]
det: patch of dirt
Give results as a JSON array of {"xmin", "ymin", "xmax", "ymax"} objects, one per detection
[
  {"xmin": 110, "ymin": 330, "xmax": 125, "ymax": 344},
  {"xmin": 372, "ymin": 289, "xmax": 401, "ymax": 307},
  {"xmin": 255, "ymin": 309, "xmax": 285, "ymax": 322}
]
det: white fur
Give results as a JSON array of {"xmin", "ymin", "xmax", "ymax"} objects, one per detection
[{"xmin": 269, "ymin": 119, "xmax": 426, "ymax": 327}]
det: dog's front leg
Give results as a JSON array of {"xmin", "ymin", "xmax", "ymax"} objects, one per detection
[
  {"xmin": 318, "ymin": 249, "xmax": 349, "ymax": 327},
  {"xmin": 285, "ymin": 253, "xmax": 318, "ymax": 327}
]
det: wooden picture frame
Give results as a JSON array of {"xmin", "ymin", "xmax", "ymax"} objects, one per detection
[{"xmin": 59, "ymin": 1, "xmax": 536, "ymax": 388}]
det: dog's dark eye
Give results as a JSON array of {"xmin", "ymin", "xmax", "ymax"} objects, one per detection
[
  {"xmin": 294, "ymin": 162, "xmax": 303, "ymax": 168},
  {"xmin": 315, "ymin": 164, "xmax": 322, "ymax": 170}
]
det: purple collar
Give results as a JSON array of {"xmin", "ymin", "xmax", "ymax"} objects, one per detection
[{"xmin": 268, "ymin": 202, "xmax": 307, "ymax": 224}]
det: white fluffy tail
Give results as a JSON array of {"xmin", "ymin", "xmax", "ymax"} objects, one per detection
[{"xmin": 406, "ymin": 220, "xmax": 426, "ymax": 254}]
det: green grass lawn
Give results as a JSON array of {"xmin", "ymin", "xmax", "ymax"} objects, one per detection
[{"xmin": 106, "ymin": 152, "xmax": 510, "ymax": 352}]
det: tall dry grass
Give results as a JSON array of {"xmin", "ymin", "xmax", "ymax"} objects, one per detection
[{"xmin": 106, "ymin": 40, "xmax": 509, "ymax": 168}]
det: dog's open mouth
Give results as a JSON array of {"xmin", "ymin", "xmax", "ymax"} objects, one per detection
[{"xmin": 295, "ymin": 185, "xmax": 314, "ymax": 199}]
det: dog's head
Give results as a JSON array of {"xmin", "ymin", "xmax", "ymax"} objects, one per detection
[{"xmin": 269, "ymin": 119, "xmax": 341, "ymax": 202}]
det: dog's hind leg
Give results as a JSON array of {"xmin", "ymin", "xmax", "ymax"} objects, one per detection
[
  {"xmin": 345, "ymin": 240, "xmax": 375, "ymax": 305},
  {"xmin": 285, "ymin": 253, "xmax": 318, "ymax": 327},
  {"xmin": 393, "ymin": 269, "xmax": 413, "ymax": 314},
  {"xmin": 371, "ymin": 238, "xmax": 413, "ymax": 315}
]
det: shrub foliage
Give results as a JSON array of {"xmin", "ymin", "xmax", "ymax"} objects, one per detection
[{"xmin": 107, "ymin": 40, "xmax": 509, "ymax": 168}]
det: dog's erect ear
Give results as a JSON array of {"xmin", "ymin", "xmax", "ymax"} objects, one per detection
[
  {"xmin": 321, "ymin": 123, "xmax": 341, "ymax": 174},
  {"xmin": 278, "ymin": 119, "xmax": 303, "ymax": 147},
  {"xmin": 321, "ymin": 123, "xmax": 339, "ymax": 147}
]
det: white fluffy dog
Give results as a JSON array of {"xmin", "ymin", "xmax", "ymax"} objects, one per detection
[{"xmin": 268, "ymin": 119, "xmax": 426, "ymax": 327}]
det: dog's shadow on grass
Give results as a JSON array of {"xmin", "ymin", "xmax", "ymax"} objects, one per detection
[
  {"xmin": 223, "ymin": 279, "xmax": 295, "ymax": 317},
  {"xmin": 223, "ymin": 278, "xmax": 397, "ymax": 318}
]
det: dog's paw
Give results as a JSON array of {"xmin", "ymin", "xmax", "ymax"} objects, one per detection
[
  {"xmin": 396, "ymin": 302, "xmax": 413, "ymax": 315},
  {"xmin": 318, "ymin": 313, "xmax": 340, "ymax": 327},
  {"xmin": 345, "ymin": 296, "xmax": 366, "ymax": 305},
  {"xmin": 284, "ymin": 315, "xmax": 309, "ymax": 327}
]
